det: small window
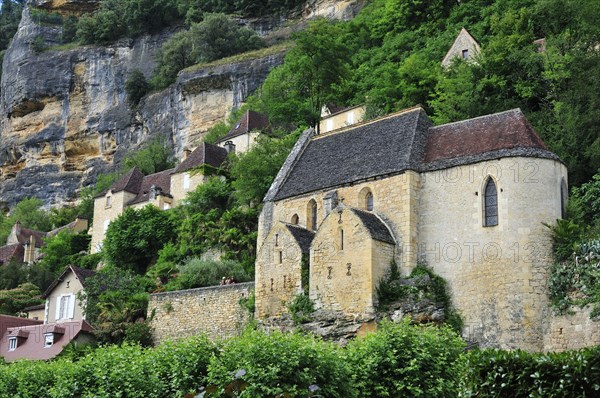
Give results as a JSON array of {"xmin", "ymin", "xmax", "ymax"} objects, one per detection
[
  {"xmin": 366, "ymin": 192, "xmax": 374, "ymax": 211},
  {"xmin": 462, "ymin": 49, "xmax": 469, "ymax": 59},
  {"xmin": 560, "ymin": 178, "xmax": 568, "ymax": 219},
  {"xmin": 291, "ymin": 214, "xmax": 299, "ymax": 225},
  {"xmin": 275, "ymin": 234, "xmax": 279, "ymax": 247},
  {"xmin": 44, "ymin": 333, "xmax": 54, "ymax": 348},
  {"xmin": 307, "ymin": 200, "xmax": 318, "ymax": 231},
  {"xmin": 340, "ymin": 229, "xmax": 344, "ymax": 251},
  {"xmin": 105, "ymin": 196, "xmax": 111, "ymax": 207},
  {"xmin": 183, "ymin": 173, "xmax": 190, "ymax": 190},
  {"xmin": 56, "ymin": 294, "xmax": 75, "ymax": 321},
  {"xmin": 326, "ymin": 119, "xmax": 333, "ymax": 132},
  {"xmin": 347, "ymin": 111, "xmax": 355, "ymax": 125},
  {"xmin": 8, "ymin": 337, "xmax": 17, "ymax": 351},
  {"xmin": 484, "ymin": 178, "xmax": 498, "ymax": 227},
  {"xmin": 279, "ymin": 251, "xmax": 283, "ymax": 264}
]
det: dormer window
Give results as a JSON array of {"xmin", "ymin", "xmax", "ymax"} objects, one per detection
[
  {"xmin": 8, "ymin": 337, "xmax": 17, "ymax": 351},
  {"xmin": 44, "ymin": 333, "xmax": 54, "ymax": 348}
]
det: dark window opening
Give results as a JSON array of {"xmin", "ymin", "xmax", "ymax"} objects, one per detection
[
  {"xmin": 462, "ymin": 49, "xmax": 469, "ymax": 59},
  {"xmin": 484, "ymin": 178, "xmax": 498, "ymax": 226}
]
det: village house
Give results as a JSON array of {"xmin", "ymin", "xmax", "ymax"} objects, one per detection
[
  {"xmin": 0, "ymin": 265, "xmax": 95, "ymax": 361},
  {"xmin": 256, "ymin": 106, "xmax": 568, "ymax": 351},
  {"xmin": 0, "ymin": 217, "xmax": 88, "ymax": 265},
  {"xmin": 215, "ymin": 110, "xmax": 270, "ymax": 154},
  {"xmin": 319, "ymin": 104, "xmax": 366, "ymax": 133},
  {"xmin": 90, "ymin": 143, "xmax": 228, "ymax": 253},
  {"xmin": 442, "ymin": 27, "xmax": 481, "ymax": 67}
]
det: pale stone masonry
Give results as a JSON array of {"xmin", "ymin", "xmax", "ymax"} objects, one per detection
[
  {"xmin": 148, "ymin": 283, "xmax": 254, "ymax": 344},
  {"xmin": 442, "ymin": 28, "xmax": 481, "ymax": 67},
  {"xmin": 256, "ymin": 106, "xmax": 578, "ymax": 351}
]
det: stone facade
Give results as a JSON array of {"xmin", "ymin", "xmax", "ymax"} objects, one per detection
[
  {"xmin": 441, "ymin": 28, "xmax": 481, "ymax": 67},
  {"xmin": 543, "ymin": 306, "xmax": 600, "ymax": 352},
  {"xmin": 148, "ymin": 283, "xmax": 254, "ymax": 344},
  {"xmin": 256, "ymin": 106, "xmax": 576, "ymax": 351},
  {"xmin": 319, "ymin": 105, "xmax": 366, "ymax": 133}
]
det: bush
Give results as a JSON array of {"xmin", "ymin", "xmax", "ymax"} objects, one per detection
[
  {"xmin": 125, "ymin": 69, "xmax": 150, "ymax": 107},
  {"xmin": 205, "ymin": 328, "xmax": 355, "ymax": 398},
  {"xmin": 462, "ymin": 346, "xmax": 600, "ymax": 397},
  {"xmin": 166, "ymin": 258, "xmax": 251, "ymax": 291},
  {"xmin": 345, "ymin": 320, "xmax": 465, "ymax": 398},
  {"xmin": 287, "ymin": 292, "xmax": 314, "ymax": 325}
]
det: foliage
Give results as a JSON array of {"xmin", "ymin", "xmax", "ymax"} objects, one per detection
[
  {"xmin": 123, "ymin": 135, "xmax": 175, "ymax": 175},
  {"xmin": 79, "ymin": 266, "xmax": 153, "ymax": 344},
  {"xmin": 165, "ymin": 258, "xmax": 252, "ymax": 291},
  {"xmin": 345, "ymin": 319, "xmax": 465, "ymax": 398},
  {"xmin": 0, "ymin": 283, "xmax": 43, "ymax": 316},
  {"xmin": 256, "ymin": 18, "xmax": 349, "ymax": 129},
  {"xmin": 229, "ymin": 132, "xmax": 298, "ymax": 206},
  {"xmin": 103, "ymin": 205, "xmax": 177, "ymax": 274},
  {"xmin": 0, "ymin": 261, "xmax": 27, "ymax": 290},
  {"xmin": 0, "ymin": 0, "xmax": 24, "ymax": 54},
  {"xmin": 0, "ymin": 197, "xmax": 53, "ymax": 244},
  {"xmin": 461, "ymin": 346, "xmax": 600, "ymax": 397},
  {"xmin": 239, "ymin": 288, "xmax": 255, "ymax": 314},
  {"xmin": 125, "ymin": 68, "xmax": 150, "ymax": 107},
  {"xmin": 151, "ymin": 13, "xmax": 265, "ymax": 89},
  {"xmin": 205, "ymin": 328, "xmax": 355, "ymax": 398},
  {"xmin": 37, "ymin": 231, "xmax": 91, "ymax": 276},
  {"xmin": 287, "ymin": 292, "xmax": 314, "ymax": 325}
]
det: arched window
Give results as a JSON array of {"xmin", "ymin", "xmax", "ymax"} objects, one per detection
[
  {"xmin": 484, "ymin": 178, "xmax": 498, "ymax": 227},
  {"xmin": 359, "ymin": 187, "xmax": 374, "ymax": 211},
  {"xmin": 366, "ymin": 192, "xmax": 374, "ymax": 211},
  {"xmin": 291, "ymin": 214, "xmax": 299, "ymax": 225},
  {"xmin": 560, "ymin": 178, "xmax": 568, "ymax": 219},
  {"xmin": 307, "ymin": 200, "xmax": 318, "ymax": 231}
]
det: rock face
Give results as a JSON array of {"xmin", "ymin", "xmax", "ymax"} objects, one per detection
[{"xmin": 0, "ymin": 6, "xmax": 284, "ymax": 209}]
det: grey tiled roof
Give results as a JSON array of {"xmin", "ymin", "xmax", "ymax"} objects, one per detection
[
  {"xmin": 109, "ymin": 167, "xmax": 145, "ymax": 195},
  {"xmin": 128, "ymin": 168, "xmax": 174, "ymax": 205},
  {"xmin": 215, "ymin": 110, "xmax": 269, "ymax": 143},
  {"xmin": 273, "ymin": 107, "xmax": 431, "ymax": 201},
  {"xmin": 285, "ymin": 224, "xmax": 315, "ymax": 254},
  {"xmin": 349, "ymin": 208, "xmax": 395, "ymax": 244},
  {"xmin": 269, "ymin": 107, "xmax": 559, "ymax": 202},
  {"xmin": 173, "ymin": 142, "xmax": 228, "ymax": 174}
]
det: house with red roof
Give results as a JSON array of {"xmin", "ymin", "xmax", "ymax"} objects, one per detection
[
  {"xmin": 0, "ymin": 265, "xmax": 96, "ymax": 361},
  {"xmin": 256, "ymin": 106, "xmax": 568, "ymax": 351},
  {"xmin": 90, "ymin": 143, "xmax": 228, "ymax": 253}
]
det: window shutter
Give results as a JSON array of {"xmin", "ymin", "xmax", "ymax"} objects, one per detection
[
  {"xmin": 68, "ymin": 294, "xmax": 75, "ymax": 319},
  {"xmin": 55, "ymin": 296, "xmax": 62, "ymax": 321}
]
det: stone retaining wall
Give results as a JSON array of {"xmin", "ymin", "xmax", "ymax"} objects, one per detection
[{"xmin": 148, "ymin": 282, "xmax": 254, "ymax": 344}]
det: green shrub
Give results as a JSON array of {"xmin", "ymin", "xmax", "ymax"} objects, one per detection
[
  {"xmin": 345, "ymin": 319, "xmax": 465, "ymax": 398},
  {"xmin": 287, "ymin": 292, "xmax": 315, "ymax": 325},
  {"xmin": 206, "ymin": 328, "xmax": 355, "ymax": 398},
  {"xmin": 125, "ymin": 69, "xmax": 150, "ymax": 107},
  {"xmin": 166, "ymin": 258, "xmax": 252, "ymax": 291},
  {"xmin": 462, "ymin": 346, "xmax": 600, "ymax": 397}
]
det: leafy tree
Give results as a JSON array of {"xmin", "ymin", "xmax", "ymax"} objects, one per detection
[
  {"xmin": 125, "ymin": 69, "xmax": 150, "ymax": 107},
  {"xmin": 152, "ymin": 13, "xmax": 264, "ymax": 89},
  {"xmin": 0, "ymin": 0, "xmax": 25, "ymax": 52},
  {"xmin": 103, "ymin": 205, "xmax": 177, "ymax": 274},
  {"xmin": 0, "ymin": 261, "xmax": 28, "ymax": 290},
  {"xmin": 37, "ymin": 230, "xmax": 91, "ymax": 276},
  {"xmin": 0, "ymin": 283, "xmax": 43, "ymax": 316},
  {"xmin": 123, "ymin": 135, "xmax": 175, "ymax": 175},
  {"xmin": 229, "ymin": 133, "xmax": 298, "ymax": 206},
  {"xmin": 0, "ymin": 197, "xmax": 52, "ymax": 244},
  {"xmin": 257, "ymin": 18, "xmax": 349, "ymax": 130}
]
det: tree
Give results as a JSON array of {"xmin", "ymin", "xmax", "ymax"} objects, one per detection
[
  {"xmin": 125, "ymin": 69, "xmax": 150, "ymax": 107},
  {"xmin": 37, "ymin": 230, "xmax": 91, "ymax": 276},
  {"xmin": 103, "ymin": 205, "xmax": 177, "ymax": 274},
  {"xmin": 123, "ymin": 135, "xmax": 175, "ymax": 175},
  {"xmin": 0, "ymin": 283, "xmax": 43, "ymax": 316},
  {"xmin": 0, "ymin": 197, "xmax": 52, "ymax": 245}
]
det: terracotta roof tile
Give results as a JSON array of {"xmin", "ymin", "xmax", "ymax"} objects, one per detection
[
  {"xmin": 0, "ymin": 244, "xmax": 23, "ymax": 264},
  {"xmin": 107, "ymin": 167, "xmax": 145, "ymax": 196},
  {"xmin": 128, "ymin": 168, "xmax": 174, "ymax": 205},
  {"xmin": 173, "ymin": 142, "xmax": 228, "ymax": 174}
]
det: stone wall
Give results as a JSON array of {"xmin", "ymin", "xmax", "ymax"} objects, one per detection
[
  {"xmin": 544, "ymin": 307, "xmax": 600, "ymax": 352},
  {"xmin": 148, "ymin": 283, "xmax": 254, "ymax": 344}
]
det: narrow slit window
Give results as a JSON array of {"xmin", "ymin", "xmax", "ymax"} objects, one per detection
[
  {"xmin": 366, "ymin": 192, "xmax": 374, "ymax": 211},
  {"xmin": 275, "ymin": 234, "xmax": 279, "ymax": 247},
  {"xmin": 279, "ymin": 251, "xmax": 283, "ymax": 264},
  {"xmin": 307, "ymin": 200, "xmax": 318, "ymax": 231},
  {"xmin": 484, "ymin": 178, "xmax": 498, "ymax": 226},
  {"xmin": 340, "ymin": 229, "xmax": 344, "ymax": 251}
]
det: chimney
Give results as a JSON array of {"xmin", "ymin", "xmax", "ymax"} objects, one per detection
[
  {"xmin": 182, "ymin": 148, "xmax": 192, "ymax": 161},
  {"xmin": 224, "ymin": 141, "xmax": 236, "ymax": 154}
]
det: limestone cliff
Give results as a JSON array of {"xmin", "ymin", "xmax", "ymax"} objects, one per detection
[{"xmin": 0, "ymin": 0, "xmax": 362, "ymax": 210}]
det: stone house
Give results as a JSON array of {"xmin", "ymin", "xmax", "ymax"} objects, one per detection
[
  {"xmin": 319, "ymin": 104, "xmax": 366, "ymax": 133},
  {"xmin": 0, "ymin": 217, "xmax": 88, "ymax": 265},
  {"xmin": 0, "ymin": 265, "xmax": 96, "ymax": 361},
  {"xmin": 215, "ymin": 110, "xmax": 270, "ymax": 154},
  {"xmin": 90, "ymin": 143, "xmax": 228, "ymax": 253},
  {"xmin": 442, "ymin": 28, "xmax": 481, "ymax": 67},
  {"xmin": 256, "ymin": 106, "xmax": 568, "ymax": 351}
]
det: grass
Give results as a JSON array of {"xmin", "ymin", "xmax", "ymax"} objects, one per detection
[{"xmin": 183, "ymin": 41, "xmax": 292, "ymax": 73}]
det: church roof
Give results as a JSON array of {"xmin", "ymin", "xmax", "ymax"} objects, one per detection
[
  {"xmin": 272, "ymin": 107, "xmax": 431, "ymax": 201},
  {"xmin": 349, "ymin": 208, "xmax": 395, "ymax": 244},
  {"xmin": 285, "ymin": 224, "xmax": 315, "ymax": 254},
  {"xmin": 268, "ymin": 107, "xmax": 559, "ymax": 202}
]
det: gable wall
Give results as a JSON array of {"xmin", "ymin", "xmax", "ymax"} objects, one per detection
[
  {"xmin": 46, "ymin": 274, "xmax": 85, "ymax": 324},
  {"xmin": 418, "ymin": 157, "xmax": 567, "ymax": 350},
  {"xmin": 255, "ymin": 224, "xmax": 305, "ymax": 318},
  {"xmin": 170, "ymin": 172, "xmax": 207, "ymax": 206},
  {"xmin": 90, "ymin": 190, "xmax": 135, "ymax": 253}
]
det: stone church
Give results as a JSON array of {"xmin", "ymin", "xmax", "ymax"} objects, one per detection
[{"xmin": 255, "ymin": 106, "xmax": 568, "ymax": 351}]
